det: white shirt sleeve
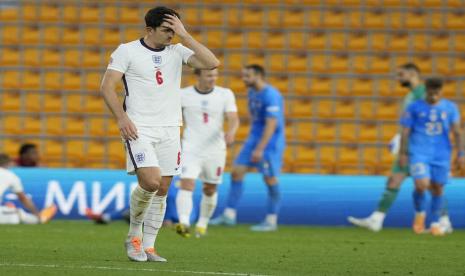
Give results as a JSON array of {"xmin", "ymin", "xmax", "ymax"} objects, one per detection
[
  {"xmin": 174, "ymin": 43, "xmax": 195, "ymax": 64},
  {"xmin": 9, "ymin": 172, "xmax": 23, "ymax": 194},
  {"xmin": 224, "ymin": 89, "xmax": 238, "ymax": 113},
  {"xmin": 107, "ymin": 44, "xmax": 130, "ymax": 73}
]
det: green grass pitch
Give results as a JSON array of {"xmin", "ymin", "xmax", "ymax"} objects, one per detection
[{"xmin": 1, "ymin": 221, "xmax": 465, "ymax": 276}]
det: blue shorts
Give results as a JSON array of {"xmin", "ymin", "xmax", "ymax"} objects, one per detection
[
  {"xmin": 409, "ymin": 154, "xmax": 450, "ymax": 185},
  {"xmin": 234, "ymin": 139, "xmax": 284, "ymax": 177}
]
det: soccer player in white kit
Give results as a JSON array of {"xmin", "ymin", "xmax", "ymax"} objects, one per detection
[
  {"xmin": 0, "ymin": 154, "xmax": 56, "ymax": 224},
  {"xmin": 175, "ymin": 69, "xmax": 239, "ymax": 238},
  {"xmin": 100, "ymin": 7, "xmax": 219, "ymax": 262}
]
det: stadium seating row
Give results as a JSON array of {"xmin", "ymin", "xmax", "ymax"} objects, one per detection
[{"xmin": 1, "ymin": 3, "xmax": 464, "ymax": 29}]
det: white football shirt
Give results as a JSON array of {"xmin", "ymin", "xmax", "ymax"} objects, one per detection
[
  {"xmin": 107, "ymin": 39, "xmax": 194, "ymax": 127},
  {"xmin": 181, "ymin": 85, "xmax": 238, "ymax": 154},
  {"xmin": 0, "ymin": 168, "xmax": 23, "ymax": 204}
]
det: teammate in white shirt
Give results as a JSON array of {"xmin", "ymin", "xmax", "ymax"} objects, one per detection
[
  {"xmin": 175, "ymin": 69, "xmax": 239, "ymax": 238},
  {"xmin": 100, "ymin": 7, "xmax": 219, "ymax": 262},
  {"xmin": 0, "ymin": 154, "xmax": 56, "ymax": 224}
]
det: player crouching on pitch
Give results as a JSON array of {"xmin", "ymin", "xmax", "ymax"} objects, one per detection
[
  {"xmin": 0, "ymin": 153, "xmax": 57, "ymax": 224},
  {"xmin": 399, "ymin": 77, "xmax": 464, "ymax": 236}
]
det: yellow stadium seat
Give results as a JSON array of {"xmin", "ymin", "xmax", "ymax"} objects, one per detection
[
  {"xmin": 2, "ymin": 70, "xmax": 21, "ymax": 89},
  {"xmin": 371, "ymin": 54, "xmax": 391, "ymax": 73},
  {"xmin": 453, "ymin": 56, "xmax": 465, "ymax": 76},
  {"xmin": 23, "ymin": 48, "xmax": 40, "ymax": 67},
  {"xmin": 430, "ymin": 33, "xmax": 450, "ymax": 52},
  {"xmin": 43, "ymin": 93, "xmax": 64, "ymax": 113},
  {"xmin": 376, "ymin": 100, "xmax": 399, "ymax": 120},
  {"xmin": 247, "ymin": 31, "xmax": 263, "ymax": 49},
  {"xmin": 334, "ymin": 100, "xmax": 356, "ymax": 118},
  {"xmin": 245, "ymin": 53, "xmax": 265, "ymax": 67},
  {"xmin": 339, "ymin": 123, "xmax": 358, "ymax": 142},
  {"xmin": 359, "ymin": 100, "xmax": 375, "ymax": 118},
  {"xmin": 319, "ymin": 146, "xmax": 337, "ymax": 164},
  {"xmin": 446, "ymin": 11, "xmax": 465, "ymax": 30},
  {"xmin": 295, "ymin": 145, "xmax": 317, "ymax": 162},
  {"xmin": 22, "ymin": 4, "xmax": 37, "ymax": 22},
  {"xmin": 42, "ymin": 139, "xmax": 65, "ymax": 165},
  {"xmin": 236, "ymin": 124, "xmax": 249, "ymax": 140},
  {"xmin": 327, "ymin": 32, "xmax": 345, "ymax": 50},
  {"xmin": 39, "ymin": 4, "xmax": 60, "ymax": 22},
  {"xmin": 241, "ymin": 7, "xmax": 265, "ymax": 27},
  {"xmin": 310, "ymin": 77, "xmax": 331, "ymax": 96},
  {"xmin": 371, "ymin": 33, "xmax": 389, "ymax": 51},
  {"xmin": 389, "ymin": 32, "xmax": 409, "ymax": 51},
  {"xmin": 204, "ymin": 30, "xmax": 223, "ymax": 48},
  {"xmin": 268, "ymin": 53, "xmax": 286, "ymax": 72},
  {"xmin": 224, "ymin": 52, "xmax": 243, "ymax": 71},
  {"xmin": 266, "ymin": 32, "xmax": 285, "ymax": 49},
  {"xmin": 22, "ymin": 25, "xmax": 40, "ymax": 45},
  {"xmin": 337, "ymin": 145, "xmax": 359, "ymax": 164},
  {"xmin": 435, "ymin": 56, "xmax": 453, "ymax": 75},
  {"xmin": 88, "ymin": 117, "xmax": 107, "ymax": 136},
  {"xmin": 315, "ymin": 100, "xmax": 333, "ymax": 118},
  {"xmin": 22, "ymin": 115, "xmax": 42, "ymax": 135},
  {"xmin": 86, "ymin": 140, "xmax": 106, "ymax": 162},
  {"xmin": 236, "ymin": 98, "xmax": 248, "ymax": 117},
  {"xmin": 123, "ymin": 26, "xmax": 143, "ymax": 41},
  {"xmin": 311, "ymin": 54, "xmax": 329, "ymax": 73},
  {"xmin": 295, "ymin": 121, "xmax": 312, "ymax": 141},
  {"xmin": 108, "ymin": 120, "xmax": 120, "ymax": 137},
  {"xmin": 289, "ymin": 32, "xmax": 305, "ymax": 49},
  {"xmin": 2, "ymin": 26, "xmax": 19, "ymax": 45},
  {"xmin": 351, "ymin": 78, "xmax": 374, "ymax": 96},
  {"xmin": 62, "ymin": 26, "xmax": 80, "ymax": 45},
  {"xmin": 64, "ymin": 116, "xmax": 86, "ymax": 135},
  {"xmin": 24, "ymin": 93, "xmax": 42, "ymax": 112},
  {"xmin": 329, "ymin": 54, "xmax": 350, "ymax": 73},
  {"xmin": 431, "ymin": 12, "xmax": 444, "ymax": 29},
  {"xmin": 44, "ymin": 116, "xmax": 63, "ymax": 135},
  {"xmin": 82, "ymin": 27, "xmax": 101, "ymax": 46},
  {"xmin": 83, "ymin": 72, "xmax": 102, "ymax": 92},
  {"xmin": 224, "ymin": 31, "xmax": 243, "ymax": 49},
  {"xmin": 3, "ymin": 115, "xmax": 21, "ymax": 134},
  {"xmin": 287, "ymin": 53, "xmax": 308, "ymax": 72},
  {"xmin": 43, "ymin": 71, "xmax": 62, "ymax": 90},
  {"xmin": 315, "ymin": 122, "xmax": 336, "ymax": 142},
  {"xmin": 108, "ymin": 140, "xmax": 125, "ymax": 166},
  {"xmin": 292, "ymin": 76, "xmax": 309, "ymax": 95},
  {"xmin": 0, "ymin": 6, "xmax": 20, "ymax": 21},
  {"xmin": 66, "ymin": 140, "xmax": 85, "ymax": 162},
  {"xmin": 291, "ymin": 100, "xmax": 312, "ymax": 118},
  {"xmin": 412, "ymin": 55, "xmax": 433, "ymax": 74},
  {"xmin": 1, "ymin": 91, "xmax": 21, "ymax": 111},
  {"xmin": 441, "ymin": 80, "xmax": 458, "ymax": 98},
  {"xmin": 0, "ymin": 46, "xmax": 20, "ymax": 66},
  {"xmin": 405, "ymin": 10, "xmax": 428, "ymax": 29},
  {"xmin": 22, "ymin": 70, "xmax": 41, "ymax": 89},
  {"xmin": 365, "ymin": 9, "xmax": 388, "ymax": 28},
  {"xmin": 202, "ymin": 7, "xmax": 224, "ymax": 26},
  {"xmin": 120, "ymin": 5, "xmax": 141, "ymax": 24},
  {"xmin": 377, "ymin": 79, "xmax": 398, "ymax": 96},
  {"xmin": 307, "ymin": 31, "xmax": 326, "ymax": 50},
  {"xmin": 81, "ymin": 4, "xmax": 100, "ymax": 23},
  {"xmin": 268, "ymin": 76, "xmax": 289, "ymax": 94},
  {"xmin": 63, "ymin": 72, "xmax": 82, "ymax": 90},
  {"xmin": 380, "ymin": 123, "xmax": 398, "ymax": 142},
  {"xmin": 66, "ymin": 94, "xmax": 83, "ymax": 112},
  {"xmin": 323, "ymin": 9, "xmax": 346, "ymax": 28},
  {"xmin": 347, "ymin": 32, "xmax": 368, "ymax": 51},
  {"xmin": 283, "ymin": 8, "xmax": 305, "ymax": 27},
  {"xmin": 359, "ymin": 123, "xmax": 379, "ymax": 142},
  {"xmin": 411, "ymin": 33, "xmax": 429, "ymax": 52},
  {"xmin": 43, "ymin": 48, "xmax": 61, "ymax": 67},
  {"xmin": 63, "ymin": 4, "xmax": 79, "ymax": 22},
  {"xmin": 84, "ymin": 95, "xmax": 105, "ymax": 113},
  {"xmin": 182, "ymin": 7, "xmax": 200, "ymax": 26}
]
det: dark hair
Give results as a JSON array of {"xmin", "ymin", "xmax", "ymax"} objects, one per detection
[
  {"xmin": 19, "ymin": 143, "xmax": 37, "ymax": 156},
  {"xmin": 400, "ymin": 63, "xmax": 421, "ymax": 74},
  {"xmin": 145, "ymin": 6, "xmax": 180, "ymax": 29},
  {"xmin": 0, "ymin": 153, "xmax": 10, "ymax": 167},
  {"xmin": 245, "ymin": 64, "xmax": 266, "ymax": 77},
  {"xmin": 425, "ymin": 77, "xmax": 443, "ymax": 90}
]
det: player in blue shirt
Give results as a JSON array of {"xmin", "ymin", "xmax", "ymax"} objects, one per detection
[
  {"xmin": 211, "ymin": 64, "xmax": 285, "ymax": 231},
  {"xmin": 399, "ymin": 77, "xmax": 464, "ymax": 236}
]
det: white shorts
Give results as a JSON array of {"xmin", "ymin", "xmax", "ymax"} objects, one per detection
[
  {"xmin": 0, "ymin": 205, "xmax": 20, "ymax": 224},
  {"xmin": 181, "ymin": 151, "xmax": 226, "ymax": 184},
  {"xmin": 125, "ymin": 126, "xmax": 181, "ymax": 176}
]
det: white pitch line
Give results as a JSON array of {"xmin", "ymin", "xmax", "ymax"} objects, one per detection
[{"xmin": 0, "ymin": 263, "xmax": 271, "ymax": 276}]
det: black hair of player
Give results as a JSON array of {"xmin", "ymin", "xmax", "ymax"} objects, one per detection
[
  {"xmin": 425, "ymin": 77, "xmax": 443, "ymax": 90},
  {"xmin": 19, "ymin": 143, "xmax": 37, "ymax": 156},
  {"xmin": 400, "ymin": 63, "xmax": 421, "ymax": 74},
  {"xmin": 0, "ymin": 153, "xmax": 10, "ymax": 167},
  {"xmin": 145, "ymin": 7, "xmax": 180, "ymax": 29},
  {"xmin": 245, "ymin": 64, "xmax": 266, "ymax": 77}
]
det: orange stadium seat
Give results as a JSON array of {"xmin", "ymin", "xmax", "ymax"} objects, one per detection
[
  {"xmin": 435, "ymin": 56, "xmax": 454, "ymax": 75},
  {"xmin": 291, "ymin": 76, "xmax": 309, "ymax": 95},
  {"xmin": 268, "ymin": 53, "xmax": 286, "ymax": 72},
  {"xmin": 22, "ymin": 115, "xmax": 42, "ymax": 135},
  {"xmin": 43, "ymin": 71, "xmax": 62, "ymax": 90},
  {"xmin": 1, "ymin": 26, "xmax": 20, "ymax": 45},
  {"xmin": 23, "ymin": 48, "xmax": 40, "ymax": 67},
  {"xmin": 295, "ymin": 145, "xmax": 317, "ymax": 162},
  {"xmin": 2, "ymin": 70, "xmax": 21, "ymax": 89},
  {"xmin": 102, "ymin": 27, "xmax": 123, "ymax": 46},
  {"xmin": 405, "ymin": 10, "xmax": 428, "ymax": 29},
  {"xmin": 455, "ymin": 34, "xmax": 465, "ymax": 52},
  {"xmin": 268, "ymin": 76, "xmax": 289, "ymax": 94},
  {"xmin": 339, "ymin": 123, "xmax": 358, "ymax": 142},
  {"xmin": 3, "ymin": 115, "xmax": 21, "ymax": 134},
  {"xmin": 288, "ymin": 53, "xmax": 308, "ymax": 72},
  {"xmin": 283, "ymin": 8, "xmax": 305, "ymax": 27},
  {"xmin": 66, "ymin": 94, "xmax": 84, "ymax": 112},
  {"xmin": 63, "ymin": 72, "xmax": 82, "ymax": 90},
  {"xmin": 0, "ymin": 46, "xmax": 20, "ymax": 66},
  {"xmin": 204, "ymin": 30, "xmax": 222, "ymax": 48},
  {"xmin": 182, "ymin": 7, "xmax": 200, "ymax": 26},
  {"xmin": 446, "ymin": 10, "xmax": 465, "ymax": 30},
  {"xmin": 22, "ymin": 70, "xmax": 41, "ymax": 89},
  {"xmin": 453, "ymin": 56, "xmax": 465, "ymax": 76},
  {"xmin": 370, "ymin": 54, "xmax": 391, "ymax": 73},
  {"xmin": 245, "ymin": 53, "xmax": 265, "ymax": 67},
  {"xmin": 81, "ymin": 49, "xmax": 101, "ymax": 68},
  {"xmin": 83, "ymin": 72, "xmax": 102, "ymax": 92},
  {"xmin": 412, "ymin": 55, "xmax": 433, "ymax": 74},
  {"xmin": 88, "ymin": 117, "xmax": 107, "ymax": 136},
  {"xmin": 22, "ymin": 25, "xmax": 40, "ymax": 45},
  {"xmin": 411, "ymin": 33, "xmax": 429, "ymax": 52},
  {"xmin": 236, "ymin": 124, "xmax": 249, "ymax": 140},
  {"xmin": 81, "ymin": 4, "xmax": 100, "ymax": 23},
  {"xmin": 266, "ymin": 31, "xmax": 285, "ymax": 49},
  {"xmin": 247, "ymin": 31, "xmax": 263, "ymax": 49},
  {"xmin": 201, "ymin": 7, "xmax": 224, "ymax": 26},
  {"xmin": 364, "ymin": 9, "xmax": 388, "ymax": 29},
  {"xmin": 120, "ymin": 5, "xmax": 141, "ymax": 24},
  {"xmin": 65, "ymin": 140, "xmax": 85, "ymax": 164},
  {"xmin": 0, "ymin": 6, "xmax": 20, "ymax": 21},
  {"xmin": 359, "ymin": 123, "xmax": 379, "ymax": 142},
  {"xmin": 322, "ymin": 9, "xmax": 346, "ymax": 28},
  {"xmin": 315, "ymin": 100, "xmax": 333, "ymax": 118},
  {"xmin": 311, "ymin": 54, "xmax": 329, "ymax": 73},
  {"xmin": 43, "ymin": 48, "xmax": 61, "ymax": 67},
  {"xmin": 62, "ymin": 26, "xmax": 80, "ymax": 45},
  {"xmin": 337, "ymin": 145, "xmax": 359, "ymax": 165},
  {"xmin": 42, "ymin": 139, "xmax": 65, "ymax": 167},
  {"xmin": 24, "ymin": 93, "xmax": 42, "ymax": 112},
  {"xmin": 351, "ymin": 78, "xmax": 374, "ymax": 96},
  {"xmin": 240, "ymin": 7, "xmax": 265, "ymax": 27},
  {"xmin": 295, "ymin": 121, "xmax": 312, "ymax": 140},
  {"xmin": 123, "ymin": 26, "xmax": 144, "ymax": 41},
  {"xmin": 380, "ymin": 123, "xmax": 398, "ymax": 142},
  {"xmin": 430, "ymin": 32, "xmax": 451, "ymax": 52},
  {"xmin": 84, "ymin": 95, "xmax": 105, "ymax": 113},
  {"xmin": 44, "ymin": 116, "xmax": 64, "ymax": 135},
  {"xmin": 359, "ymin": 100, "xmax": 375, "ymax": 118},
  {"xmin": 224, "ymin": 31, "xmax": 243, "ymax": 49},
  {"xmin": 307, "ymin": 31, "xmax": 327, "ymax": 50},
  {"xmin": 38, "ymin": 3, "xmax": 61, "ymax": 22},
  {"xmin": 352, "ymin": 55, "xmax": 369, "ymax": 73},
  {"xmin": 1, "ymin": 91, "xmax": 21, "ymax": 111},
  {"xmin": 288, "ymin": 32, "xmax": 305, "ymax": 50},
  {"xmin": 236, "ymin": 98, "xmax": 248, "ymax": 117},
  {"xmin": 347, "ymin": 32, "xmax": 368, "ymax": 51},
  {"xmin": 315, "ymin": 122, "xmax": 337, "ymax": 142},
  {"xmin": 327, "ymin": 32, "xmax": 346, "ymax": 50},
  {"xmin": 334, "ymin": 100, "xmax": 356, "ymax": 118},
  {"xmin": 82, "ymin": 27, "xmax": 101, "ymax": 46},
  {"xmin": 63, "ymin": 4, "xmax": 79, "ymax": 22},
  {"xmin": 376, "ymin": 100, "xmax": 399, "ymax": 120},
  {"xmin": 21, "ymin": 4, "xmax": 37, "ymax": 22},
  {"xmin": 319, "ymin": 146, "xmax": 337, "ymax": 164},
  {"xmin": 1, "ymin": 138, "xmax": 22, "ymax": 157},
  {"xmin": 431, "ymin": 12, "xmax": 445, "ymax": 29},
  {"xmin": 441, "ymin": 80, "xmax": 458, "ymax": 98},
  {"xmin": 371, "ymin": 32, "xmax": 390, "ymax": 51},
  {"xmin": 329, "ymin": 54, "xmax": 350, "ymax": 73},
  {"xmin": 388, "ymin": 32, "xmax": 409, "ymax": 51},
  {"xmin": 86, "ymin": 140, "xmax": 106, "ymax": 161},
  {"xmin": 64, "ymin": 116, "xmax": 86, "ymax": 136},
  {"xmin": 290, "ymin": 100, "xmax": 312, "ymax": 118}
]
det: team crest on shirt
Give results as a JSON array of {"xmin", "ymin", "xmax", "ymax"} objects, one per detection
[
  {"xmin": 152, "ymin": 55, "xmax": 162, "ymax": 65},
  {"xmin": 429, "ymin": 110, "xmax": 438, "ymax": 122},
  {"xmin": 441, "ymin": 111, "xmax": 447, "ymax": 120},
  {"xmin": 135, "ymin": 152, "xmax": 145, "ymax": 163}
]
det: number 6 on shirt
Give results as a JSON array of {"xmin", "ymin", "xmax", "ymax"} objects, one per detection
[{"xmin": 156, "ymin": 70, "xmax": 163, "ymax": 85}]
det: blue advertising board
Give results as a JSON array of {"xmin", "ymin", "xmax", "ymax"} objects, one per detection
[{"xmin": 5, "ymin": 168, "xmax": 465, "ymax": 228}]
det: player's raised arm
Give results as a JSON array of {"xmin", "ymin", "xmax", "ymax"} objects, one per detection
[
  {"xmin": 164, "ymin": 14, "xmax": 219, "ymax": 69},
  {"xmin": 100, "ymin": 69, "xmax": 138, "ymax": 141}
]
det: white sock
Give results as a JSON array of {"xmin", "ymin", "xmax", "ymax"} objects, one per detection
[
  {"xmin": 371, "ymin": 211, "xmax": 386, "ymax": 222},
  {"xmin": 128, "ymin": 185, "xmax": 155, "ymax": 238},
  {"xmin": 176, "ymin": 189, "xmax": 193, "ymax": 226},
  {"xmin": 197, "ymin": 192, "xmax": 218, "ymax": 229},
  {"xmin": 224, "ymin": 207, "xmax": 236, "ymax": 220},
  {"xmin": 265, "ymin": 214, "xmax": 278, "ymax": 226},
  {"xmin": 18, "ymin": 209, "xmax": 40, "ymax": 224},
  {"xmin": 143, "ymin": 194, "xmax": 167, "ymax": 249}
]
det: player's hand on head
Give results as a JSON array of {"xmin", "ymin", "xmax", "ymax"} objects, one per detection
[
  {"xmin": 164, "ymin": 14, "xmax": 189, "ymax": 38},
  {"xmin": 118, "ymin": 116, "xmax": 138, "ymax": 141}
]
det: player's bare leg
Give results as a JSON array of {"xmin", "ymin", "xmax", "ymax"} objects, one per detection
[
  {"xmin": 251, "ymin": 176, "xmax": 279, "ymax": 232},
  {"xmin": 195, "ymin": 183, "xmax": 218, "ymax": 237},
  {"xmin": 348, "ymin": 172, "xmax": 406, "ymax": 232},
  {"xmin": 412, "ymin": 178, "xmax": 429, "ymax": 234},
  {"xmin": 430, "ymin": 183, "xmax": 446, "ymax": 236},
  {"xmin": 125, "ymin": 167, "xmax": 159, "ymax": 262},
  {"xmin": 175, "ymin": 178, "xmax": 195, "ymax": 238},
  {"xmin": 211, "ymin": 166, "xmax": 248, "ymax": 226},
  {"xmin": 143, "ymin": 175, "xmax": 172, "ymax": 262}
]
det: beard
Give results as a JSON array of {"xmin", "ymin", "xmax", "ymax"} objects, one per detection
[{"xmin": 399, "ymin": 80, "xmax": 411, "ymax": 88}]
